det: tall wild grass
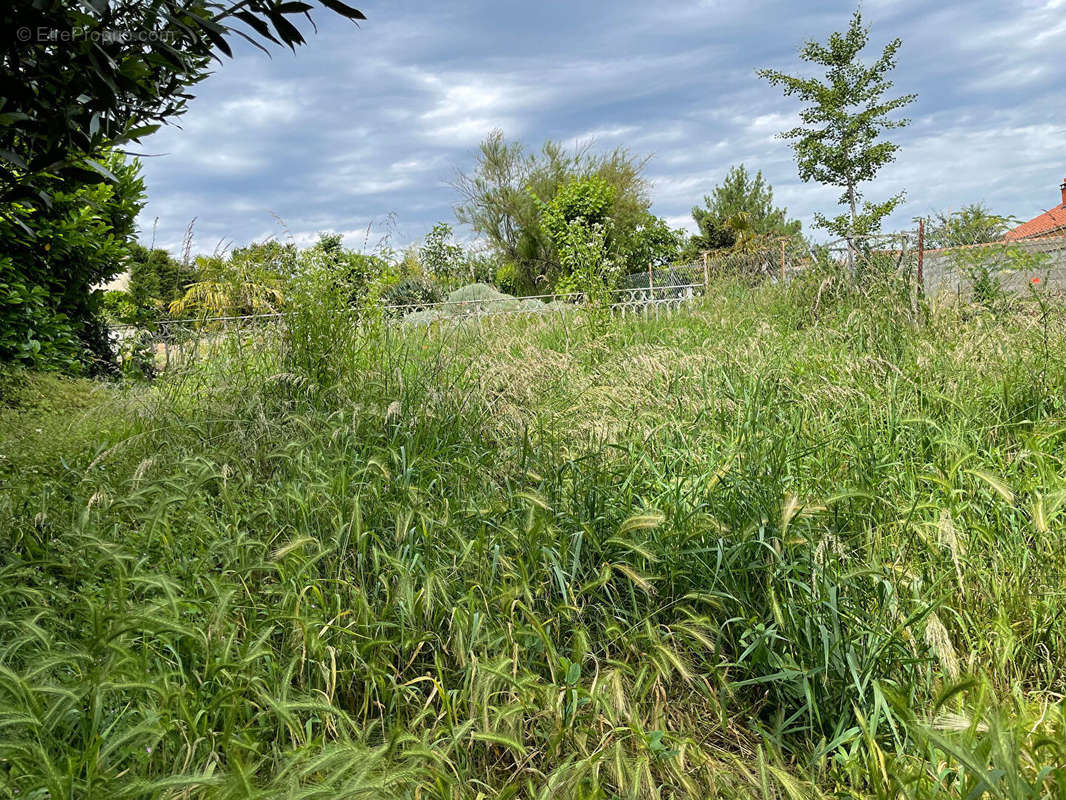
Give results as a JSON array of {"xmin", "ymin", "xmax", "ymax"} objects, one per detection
[{"xmin": 1, "ymin": 267, "xmax": 1064, "ymax": 798}]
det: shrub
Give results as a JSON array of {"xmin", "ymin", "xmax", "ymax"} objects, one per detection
[
  {"xmin": 303, "ymin": 233, "xmax": 392, "ymax": 304},
  {"xmin": 0, "ymin": 153, "xmax": 144, "ymax": 373},
  {"xmin": 455, "ymin": 131, "xmax": 660, "ymax": 291},
  {"xmin": 401, "ymin": 283, "xmax": 554, "ymax": 324},
  {"xmin": 419, "ymin": 222, "xmax": 465, "ymax": 284},
  {"xmin": 124, "ymin": 244, "xmax": 195, "ymax": 321},
  {"xmin": 949, "ymin": 243, "xmax": 1052, "ymax": 311},
  {"xmin": 281, "ymin": 244, "xmax": 363, "ymax": 394},
  {"xmin": 115, "ymin": 330, "xmax": 157, "ymax": 379},
  {"xmin": 444, "ymin": 282, "xmax": 508, "ymax": 304},
  {"xmin": 495, "ymin": 260, "xmax": 521, "ymax": 295},
  {"xmin": 615, "ymin": 213, "xmax": 683, "ymax": 269},
  {"xmin": 382, "ymin": 276, "xmax": 443, "ymax": 312},
  {"xmin": 536, "ymin": 177, "xmax": 619, "ymax": 307}
]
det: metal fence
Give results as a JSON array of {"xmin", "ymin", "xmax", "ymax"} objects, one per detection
[
  {"xmin": 920, "ymin": 233, "xmax": 1066, "ymax": 297},
  {"xmin": 110, "ymin": 281, "xmax": 709, "ymax": 372},
  {"xmin": 813, "ymin": 228, "xmax": 1066, "ymax": 298},
  {"xmin": 110, "ymin": 228, "xmax": 1066, "ymax": 373},
  {"xmin": 705, "ymin": 237, "xmax": 814, "ymax": 282},
  {"xmin": 818, "ymin": 229, "xmax": 924, "ymax": 286},
  {"xmin": 620, "ymin": 262, "xmax": 706, "ymax": 293},
  {"xmin": 384, "ymin": 282, "xmax": 704, "ymax": 324}
]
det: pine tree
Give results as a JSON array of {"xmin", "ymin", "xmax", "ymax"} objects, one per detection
[{"xmin": 686, "ymin": 165, "xmax": 802, "ymax": 257}]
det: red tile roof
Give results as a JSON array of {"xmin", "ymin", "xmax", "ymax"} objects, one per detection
[{"xmin": 1006, "ymin": 180, "xmax": 1066, "ymax": 240}]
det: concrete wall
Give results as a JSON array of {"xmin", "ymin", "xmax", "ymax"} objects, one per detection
[{"xmin": 922, "ymin": 235, "xmax": 1066, "ymax": 297}]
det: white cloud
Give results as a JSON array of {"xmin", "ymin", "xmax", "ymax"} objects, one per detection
[{"xmin": 133, "ymin": 0, "xmax": 1065, "ymax": 253}]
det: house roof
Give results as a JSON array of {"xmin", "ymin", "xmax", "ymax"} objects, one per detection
[{"xmin": 1005, "ymin": 179, "xmax": 1066, "ymax": 240}]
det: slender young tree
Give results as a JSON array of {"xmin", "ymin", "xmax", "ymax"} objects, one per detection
[{"xmin": 757, "ymin": 9, "xmax": 916, "ymax": 248}]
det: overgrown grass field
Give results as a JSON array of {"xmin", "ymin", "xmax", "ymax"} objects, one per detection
[{"xmin": 2, "ymin": 273, "xmax": 1065, "ymax": 798}]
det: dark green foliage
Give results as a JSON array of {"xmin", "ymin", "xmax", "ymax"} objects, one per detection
[
  {"xmin": 1, "ymin": 0, "xmax": 365, "ymax": 372},
  {"xmin": 381, "ymin": 276, "xmax": 443, "ymax": 311},
  {"xmin": 616, "ymin": 213, "xmax": 683, "ymax": 269},
  {"xmin": 1, "ymin": 0, "xmax": 365, "ymax": 213},
  {"xmin": 308, "ymin": 234, "xmax": 393, "ymax": 303},
  {"xmin": 229, "ymin": 240, "xmax": 299, "ymax": 278},
  {"xmin": 0, "ymin": 154, "xmax": 144, "ymax": 373},
  {"xmin": 106, "ymin": 244, "xmax": 196, "ymax": 326},
  {"xmin": 536, "ymin": 175, "xmax": 615, "ymax": 239},
  {"xmin": 129, "ymin": 246, "xmax": 187, "ymax": 308},
  {"xmin": 533, "ymin": 176, "xmax": 619, "ymax": 303},
  {"xmin": 683, "ymin": 164, "xmax": 802, "ymax": 258}
]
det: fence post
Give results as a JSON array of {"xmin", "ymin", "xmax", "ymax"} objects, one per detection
[
  {"xmin": 648, "ymin": 263, "xmax": 654, "ymax": 315},
  {"xmin": 917, "ymin": 218, "xmax": 925, "ymax": 296},
  {"xmin": 702, "ymin": 251, "xmax": 710, "ymax": 293},
  {"xmin": 780, "ymin": 237, "xmax": 787, "ymax": 284}
]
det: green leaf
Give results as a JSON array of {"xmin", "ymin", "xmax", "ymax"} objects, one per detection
[
  {"xmin": 565, "ymin": 660, "xmax": 581, "ymax": 685},
  {"xmin": 966, "ymin": 469, "xmax": 1014, "ymax": 504},
  {"xmin": 470, "ymin": 732, "xmax": 528, "ymax": 756},
  {"xmin": 83, "ymin": 159, "xmax": 118, "ymax": 183},
  {"xmin": 317, "ymin": 0, "xmax": 367, "ymax": 20},
  {"xmin": 269, "ymin": 10, "xmax": 306, "ymax": 48}
]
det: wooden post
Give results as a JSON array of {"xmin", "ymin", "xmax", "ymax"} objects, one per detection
[
  {"xmin": 702, "ymin": 251, "xmax": 710, "ymax": 292},
  {"xmin": 779, "ymin": 237, "xmax": 787, "ymax": 284},
  {"xmin": 916, "ymin": 218, "xmax": 925, "ymax": 295}
]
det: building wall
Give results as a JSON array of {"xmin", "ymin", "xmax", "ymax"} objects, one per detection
[{"xmin": 922, "ymin": 235, "xmax": 1066, "ymax": 296}]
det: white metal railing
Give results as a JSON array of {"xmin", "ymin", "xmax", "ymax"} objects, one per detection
[{"xmin": 108, "ymin": 282, "xmax": 708, "ymax": 371}]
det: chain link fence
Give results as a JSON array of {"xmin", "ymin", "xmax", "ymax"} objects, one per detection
[
  {"xmin": 620, "ymin": 262, "xmax": 705, "ymax": 293},
  {"xmin": 706, "ymin": 237, "xmax": 814, "ymax": 283},
  {"xmin": 110, "ymin": 312, "xmax": 287, "ymax": 373},
  {"xmin": 920, "ymin": 233, "xmax": 1066, "ymax": 298},
  {"xmin": 109, "ymin": 228, "xmax": 1066, "ymax": 373}
]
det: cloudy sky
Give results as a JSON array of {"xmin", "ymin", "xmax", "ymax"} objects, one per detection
[{"xmin": 135, "ymin": 0, "xmax": 1065, "ymax": 255}]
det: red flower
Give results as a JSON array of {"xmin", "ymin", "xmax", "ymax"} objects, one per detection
[{"xmin": 1031, "ymin": 277, "xmax": 1041, "ymax": 284}]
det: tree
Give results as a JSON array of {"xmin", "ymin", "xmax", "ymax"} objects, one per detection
[
  {"xmin": 922, "ymin": 203, "xmax": 1014, "ymax": 249},
  {"xmin": 535, "ymin": 176, "xmax": 617, "ymax": 306},
  {"xmin": 616, "ymin": 215, "xmax": 683, "ymax": 270},
  {"xmin": 757, "ymin": 9, "xmax": 916, "ymax": 246},
  {"xmin": 2, "ymin": 0, "xmax": 366, "ymax": 370},
  {"xmin": 102, "ymin": 243, "xmax": 197, "ymax": 326},
  {"xmin": 308, "ymin": 232, "xmax": 393, "ymax": 302},
  {"xmin": 0, "ymin": 153, "xmax": 144, "ymax": 372},
  {"xmin": 419, "ymin": 222, "xmax": 465, "ymax": 283},
  {"xmin": 170, "ymin": 241, "xmax": 294, "ymax": 317},
  {"xmin": 127, "ymin": 244, "xmax": 196, "ymax": 308},
  {"xmin": 1, "ymin": 0, "xmax": 366, "ymax": 215},
  {"xmin": 683, "ymin": 165, "xmax": 801, "ymax": 258},
  {"xmin": 454, "ymin": 130, "xmax": 665, "ymax": 292}
]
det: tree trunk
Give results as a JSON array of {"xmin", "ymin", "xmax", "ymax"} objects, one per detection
[{"xmin": 847, "ymin": 183, "xmax": 858, "ymax": 275}]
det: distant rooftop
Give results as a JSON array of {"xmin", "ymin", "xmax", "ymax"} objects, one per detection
[{"xmin": 1005, "ymin": 177, "xmax": 1066, "ymax": 240}]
